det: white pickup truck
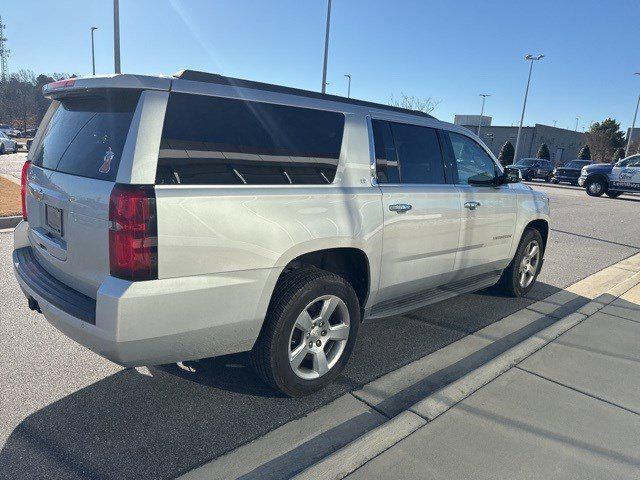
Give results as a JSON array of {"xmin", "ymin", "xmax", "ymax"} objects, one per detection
[{"xmin": 13, "ymin": 71, "xmax": 549, "ymax": 396}]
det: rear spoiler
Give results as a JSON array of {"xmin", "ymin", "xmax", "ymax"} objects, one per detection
[{"xmin": 43, "ymin": 74, "xmax": 171, "ymax": 99}]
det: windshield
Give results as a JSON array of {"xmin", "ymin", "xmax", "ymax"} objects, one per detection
[
  {"xmin": 514, "ymin": 159, "xmax": 537, "ymax": 166},
  {"xmin": 31, "ymin": 90, "xmax": 140, "ymax": 181},
  {"xmin": 616, "ymin": 155, "xmax": 640, "ymax": 168}
]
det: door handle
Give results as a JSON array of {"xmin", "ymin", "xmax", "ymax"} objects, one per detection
[
  {"xmin": 464, "ymin": 201, "xmax": 481, "ymax": 210},
  {"xmin": 389, "ymin": 203, "xmax": 412, "ymax": 213}
]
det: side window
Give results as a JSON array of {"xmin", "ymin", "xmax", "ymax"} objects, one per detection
[
  {"xmin": 371, "ymin": 120, "xmax": 400, "ymax": 184},
  {"xmin": 448, "ymin": 132, "xmax": 498, "ymax": 185},
  {"xmin": 157, "ymin": 93, "xmax": 345, "ymax": 185},
  {"xmin": 388, "ymin": 122, "xmax": 446, "ymax": 184}
]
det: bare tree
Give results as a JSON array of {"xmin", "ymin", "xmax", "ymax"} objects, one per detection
[{"xmin": 390, "ymin": 92, "xmax": 440, "ymax": 114}]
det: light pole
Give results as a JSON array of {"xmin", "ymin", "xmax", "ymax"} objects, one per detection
[
  {"xmin": 477, "ymin": 94, "xmax": 490, "ymax": 136},
  {"xmin": 625, "ymin": 72, "xmax": 640, "ymax": 157},
  {"xmin": 113, "ymin": 0, "xmax": 121, "ymax": 74},
  {"xmin": 514, "ymin": 54, "xmax": 544, "ymax": 161},
  {"xmin": 321, "ymin": 0, "xmax": 332, "ymax": 93},
  {"xmin": 575, "ymin": 117, "xmax": 579, "ymax": 131},
  {"xmin": 90, "ymin": 27, "xmax": 98, "ymax": 75},
  {"xmin": 344, "ymin": 74, "xmax": 351, "ymax": 98}
]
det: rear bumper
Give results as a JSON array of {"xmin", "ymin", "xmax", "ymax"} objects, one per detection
[{"xmin": 13, "ymin": 238, "xmax": 274, "ymax": 367}]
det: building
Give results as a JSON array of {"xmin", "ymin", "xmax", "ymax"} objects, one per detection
[{"xmin": 454, "ymin": 116, "xmax": 587, "ymax": 164}]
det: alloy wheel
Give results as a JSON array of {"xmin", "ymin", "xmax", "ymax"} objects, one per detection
[
  {"xmin": 287, "ymin": 295, "xmax": 350, "ymax": 380},
  {"xmin": 518, "ymin": 240, "xmax": 540, "ymax": 288}
]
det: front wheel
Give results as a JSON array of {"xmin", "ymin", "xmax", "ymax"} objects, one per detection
[
  {"xmin": 0, "ymin": 143, "xmax": 5, "ymax": 155},
  {"xmin": 251, "ymin": 267, "xmax": 360, "ymax": 397},
  {"xmin": 606, "ymin": 191, "xmax": 623, "ymax": 198},
  {"xmin": 585, "ymin": 177, "xmax": 606, "ymax": 197},
  {"xmin": 13, "ymin": 144, "xmax": 18, "ymax": 153},
  {"xmin": 498, "ymin": 228, "xmax": 544, "ymax": 297},
  {"xmin": 545, "ymin": 173, "xmax": 553, "ymax": 183}
]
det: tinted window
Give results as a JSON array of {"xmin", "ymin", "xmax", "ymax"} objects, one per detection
[
  {"xmin": 371, "ymin": 120, "xmax": 400, "ymax": 184},
  {"xmin": 448, "ymin": 132, "xmax": 497, "ymax": 185},
  {"xmin": 388, "ymin": 122, "xmax": 445, "ymax": 184},
  {"xmin": 32, "ymin": 91, "xmax": 139, "ymax": 181},
  {"xmin": 157, "ymin": 93, "xmax": 345, "ymax": 185}
]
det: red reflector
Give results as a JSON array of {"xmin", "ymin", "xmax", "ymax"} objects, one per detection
[
  {"xmin": 21, "ymin": 161, "xmax": 31, "ymax": 220},
  {"xmin": 108, "ymin": 184, "xmax": 158, "ymax": 281}
]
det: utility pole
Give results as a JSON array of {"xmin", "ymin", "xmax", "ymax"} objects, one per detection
[
  {"xmin": 90, "ymin": 27, "xmax": 98, "ymax": 75},
  {"xmin": 113, "ymin": 0, "xmax": 121, "ymax": 74},
  {"xmin": 321, "ymin": 0, "xmax": 332, "ymax": 93},
  {"xmin": 344, "ymin": 74, "xmax": 351, "ymax": 98},
  {"xmin": 0, "ymin": 16, "xmax": 9, "ymax": 81},
  {"xmin": 625, "ymin": 73, "xmax": 640, "ymax": 157},
  {"xmin": 477, "ymin": 94, "xmax": 490, "ymax": 136},
  {"xmin": 514, "ymin": 54, "xmax": 544, "ymax": 162}
]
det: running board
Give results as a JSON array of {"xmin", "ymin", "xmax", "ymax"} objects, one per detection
[{"xmin": 366, "ymin": 270, "xmax": 502, "ymax": 320}]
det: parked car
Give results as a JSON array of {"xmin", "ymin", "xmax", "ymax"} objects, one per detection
[
  {"xmin": 510, "ymin": 158, "xmax": 555, "ymax": 182},
  {"xmin": 0, "ymin": 131, "xmax": 18, "ymax": 154},
  {"xmin": 0, "ymin": 123, "xmax": 21, "ymax": 138},
  {"xmin": 552, "ymin": 160, "xmax": 591, "ymax": 185},
  {"xmin": 13, "ymin": 72, "xmax": 549, "ymax": 396},
  {"xmin": 578, "ymin": 155, "xmax": 640, "ymax": 197}
]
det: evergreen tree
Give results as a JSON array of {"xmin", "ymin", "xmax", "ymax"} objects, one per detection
[
  {"xmin": 498, "ymin": 141, "xmax": 515, "ymax": 166},
  {"xmin": 536, "ymin": 143, "xmax": 550, "ymax": 160},
  {"xmin": 577, "ymin": 144, "xmax": 591, "ymax": 160},
  {"xmin": 612, "ymin": 147, "xmax": 626, "ymax": 161}
]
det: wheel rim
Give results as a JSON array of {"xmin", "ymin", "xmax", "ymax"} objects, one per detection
[
  {"xmin": 518, "ymin": 240, "xmax": 540, "ymax": 288},
  {"xmin": 287, "ymin": 294, "xmax": 350, "ymax": 380},
  {"xmin": 589, "ymin": 182, "xmax": 602, "ymax": 194}
]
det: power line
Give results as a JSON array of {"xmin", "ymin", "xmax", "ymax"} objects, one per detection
[{"xmin": 0, "ymin": 16, "xmax": 8, "ymax": 81}]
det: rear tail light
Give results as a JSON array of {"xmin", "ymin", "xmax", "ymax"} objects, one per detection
[
  {"xmin": 108, "ymin": 184, "xmax": 158, "ymax": 281},
  {"xmin": 21, "ymin": 160, "xmax": 31, "ymax": 220}
]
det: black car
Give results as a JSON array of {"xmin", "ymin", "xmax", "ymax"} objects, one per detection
[
  {"xmin": 510, "ymin": 158, "xmax": 555, "ymax": 182},
  {"xmin": 552, "ymin": 160, "xmax": 591, "ymax": 185}
]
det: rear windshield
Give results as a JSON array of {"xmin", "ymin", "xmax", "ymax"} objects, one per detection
[
  {"xmin": 32, "ymin": 90, "xmax": 140, "ymax": 181},
  {"xmin": 157, "ymin": 93, "xmax": 345, "ymax": 185}
]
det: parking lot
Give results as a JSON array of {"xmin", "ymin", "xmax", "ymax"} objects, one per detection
[{"xmin": 1, "ymin": 154, "xmax": 639, "ymax": 479}]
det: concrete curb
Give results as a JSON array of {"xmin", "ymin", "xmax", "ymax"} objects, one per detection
[
  {"xmin": 292, "ymin": 267, "xmax": 640, "ymax": 480},
  {"xmin": 0, "ymin": 216, "xmax": 20, "ymax": 229}
]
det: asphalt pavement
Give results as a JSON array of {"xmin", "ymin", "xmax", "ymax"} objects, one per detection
[{"xmin": 1, "ymin": 177, "xmax": 639, "ymax": 479}]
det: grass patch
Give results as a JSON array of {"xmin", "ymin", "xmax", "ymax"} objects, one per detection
[{"xmin": 0, "ymin": 176, "xmax": 21, "ymax": 217}]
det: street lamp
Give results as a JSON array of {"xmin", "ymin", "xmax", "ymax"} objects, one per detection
[
  {"xmin": 113, "ymin": 0, "xmax": 121, "ymax": 74},
  {"xmin": 575, "ymin": 117, "xmax": 579, "ymax": 131},
  {"xmin": 477, "ymin": 93, "xmax": 490, "ymax": 136},
  {"xmin": 625, "ymin": 72, "xmax": 640, "ymax": 157},
  {"xmin": 321, "ymin": 0, "xmax": 332, "ymax": 93},
  {"xmin": 514, "ymin": 54, "xmax": 544, "ymax": 161},
  {"xmin": 344, "ymin": 74, "xmax": 351, "ymax": 98},
  {"xmin": 90, "ymin": 27, "xmax": 98, "ymax": 75}
]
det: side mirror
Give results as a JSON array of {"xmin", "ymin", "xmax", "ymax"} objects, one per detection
[
  {"xmin": 502, "ymin": 166, "xmax": 521, "ymax": 184},
  {"xmin": 467, "ymin": 173, "xmax": 498, "ymax": 187}
]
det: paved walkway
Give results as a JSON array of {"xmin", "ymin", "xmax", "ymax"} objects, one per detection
[{"xmin": 345, "ymin": 284, "xmax": 640, "ymax": 479}]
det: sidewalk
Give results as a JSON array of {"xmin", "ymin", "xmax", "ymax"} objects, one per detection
[{"xmin": 342, "ymin": 284, "xmax": 640, "ymax": 479}]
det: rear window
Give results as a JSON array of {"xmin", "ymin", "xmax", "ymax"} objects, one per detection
[
  {"xmin": 32, "ymin": 90, "xmax": 140, "ymax": 181},
  {"xmin": 157, "ymin": 93, "xmax": 345, "ymax": 185}
]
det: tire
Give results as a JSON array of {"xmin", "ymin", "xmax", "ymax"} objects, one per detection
[
  {"xmin": 606, "ymin": 191, "xmax": 623, "ymax": 198},
  {"xmin": 545, "ymin": 173, "xmax": 553, "ymax": 183},
  {"xmin": 523, "ymin": 171, "xmax": 533, "ymax": 182},
  {"xmin": 0, "ymin": 143, "xmax": 4, "ymax": 155},
  {"xmin": 551, "ymin": 179, "xmax": 559, "ymax": 184},
  {"xmin": 498, "ymin": 228, "xmax": 544, "ymax": 297},
  {"xmin": 251, "ymin": 267, "xmax": 360, "ymax": 397},
  {"xmin": 585, "ymin": 177, "xmax": 606, "ymax": 197},
  {"xmin": 13, "ymin": 144, "xmax": 18, "ymax": 153}
]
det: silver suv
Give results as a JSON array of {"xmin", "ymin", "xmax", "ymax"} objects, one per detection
[{"xmin": 13, "ymin": 71, "xmax": 549, "ymax": 396}]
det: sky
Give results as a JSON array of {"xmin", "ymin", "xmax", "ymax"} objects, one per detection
[{"xmin": 3, "ymin": 0, "xmax": 640, "ymax": 131}]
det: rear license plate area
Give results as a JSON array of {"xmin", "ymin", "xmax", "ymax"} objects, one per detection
[{"xmin": 45, "ymin": 204, "xmax": 63, "ymax": 236}]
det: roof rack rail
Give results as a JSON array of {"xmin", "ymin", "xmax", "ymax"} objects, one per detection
[{"xmin": 173, "ymin": 70, "xmax": 434, "ymax": 119}]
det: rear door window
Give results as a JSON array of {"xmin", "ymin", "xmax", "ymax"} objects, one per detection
[
  {"xmin": 32, "ymin": 90, "xmax": 140, "ymax": 181},
  {"xmin": 157, "ymin": 93, "xmax": 345, "ymax": 185}
]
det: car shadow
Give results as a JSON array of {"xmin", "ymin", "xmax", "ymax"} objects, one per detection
[{"xmin": 0, "ymin": 281, "xmax": 563, "ymax": 480}]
